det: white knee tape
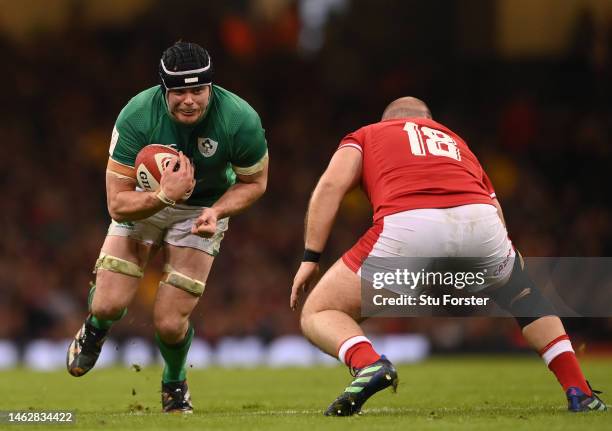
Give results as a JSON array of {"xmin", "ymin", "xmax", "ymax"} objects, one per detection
[
  {"xmin": 162, "ymin": 264, "xmax": 206, "ymax": 297},
  {"xmin": 94, "ymin": 252, "xmax": 144, "ymax": 278}
]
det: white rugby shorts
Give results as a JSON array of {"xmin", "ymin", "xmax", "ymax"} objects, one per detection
[
  {"xmin": 343, "ymin": 204, "xmax": 515, "ymax": 293},
  {"xmin": 107, "ymin": 205, "xmax": 229, "ymax": 256}
]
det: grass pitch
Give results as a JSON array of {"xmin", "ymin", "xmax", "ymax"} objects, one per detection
[{"xmin": 2, "ymin": 356, "xmax": 610, "ymax": 430}]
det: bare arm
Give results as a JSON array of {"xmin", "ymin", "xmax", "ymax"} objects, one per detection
[
  {"xmin": 191, "ymin": 157, "xmax": 268, "ymax": 237},
  {"xmin": 212, "ymin": 156, "xmax": 268, "ymax": 219},
  {"xmin": 106, "ymin": 159, "xmax": 165, "ymax": 222},
  {"xmin": 290, "ymin": 147, "xmax": 363, "ymax": 309},
  {"xmin": 303, "ymin": 148, "xmax": 363, "ymax": 252},
  {"xmin": 106, "ymin": 154, "xmax": 194, "ymax": 222}
]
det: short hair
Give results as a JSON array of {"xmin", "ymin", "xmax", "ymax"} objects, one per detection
[{"xmin": 381, "ymin": 97, "xmax": 432, "ymax": 120}]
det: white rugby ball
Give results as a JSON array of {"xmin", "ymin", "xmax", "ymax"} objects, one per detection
[
  {"xmin": 134, "ymin": 145, "xmax": 194, "ymax": 199},
  {"xmin": 135, "ymin": 144, "xmax": 179, "ymax": 191}
]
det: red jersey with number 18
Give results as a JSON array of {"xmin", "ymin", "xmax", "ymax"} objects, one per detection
[{"xmin": 337, "ymin": 118, "xmax": 496, "ymax": 222}]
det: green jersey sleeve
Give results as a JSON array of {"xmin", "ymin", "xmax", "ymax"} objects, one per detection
[
  {"xmin": 230, "ymin": 107, "xmax": 268, "ymax": 175},
  {"xmin": 108, "ymin": 93, "xmax": 153, "ymax": 167}
]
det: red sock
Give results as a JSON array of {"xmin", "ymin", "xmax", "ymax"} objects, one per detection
[
  {"xmin": 338, "ymin": 336, "xmax": 381, "ymax": 370},
  {"xmin": 540, "ymin": 335, "xmax": 591, "ymax": 396}
]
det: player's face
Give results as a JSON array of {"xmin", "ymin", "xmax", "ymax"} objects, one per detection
[{"xmin": 167, "ymin": 85, "xmax": 211, "ymax": 124}]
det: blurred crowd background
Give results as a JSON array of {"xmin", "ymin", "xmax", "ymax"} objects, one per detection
[{"xmin": 1, "ymin": 0, "xmax": 611, "ymax": 360}]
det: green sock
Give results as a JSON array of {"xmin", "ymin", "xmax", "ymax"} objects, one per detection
[
  {"xmin": 87, "ymin": 283, "xmax": 127, "ymax": 330},
  {"xmin": 156, "ymin": 325, "xmax": 194, "ymax": 383},
  {"xmin": 89, "ymin": 313, "xmax": 125, "ymax": 330}
]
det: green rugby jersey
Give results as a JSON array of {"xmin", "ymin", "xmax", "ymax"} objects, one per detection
[{"xmin": 109, "ymin": 85, "xmax": 268, "ymax": 207}]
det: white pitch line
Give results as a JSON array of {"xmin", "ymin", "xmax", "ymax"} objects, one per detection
[{"xmin": 112, "ymin": 404, "xmax": 565, "ymax": 418}]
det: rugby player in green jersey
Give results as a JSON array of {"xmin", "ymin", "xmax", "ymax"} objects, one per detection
[{"xmin": 66, "ymin": 42, "xmax": 269, "ymax": 413}]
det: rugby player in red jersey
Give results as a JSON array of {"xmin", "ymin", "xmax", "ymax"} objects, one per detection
[{"xmin": 290, "ymin": 97, "xmax": 606, "ymax": 415}]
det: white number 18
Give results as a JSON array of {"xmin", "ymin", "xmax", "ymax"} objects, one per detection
[{"xmin": 403, "ymin": 122, "xmax": 461, "ymax": 161}]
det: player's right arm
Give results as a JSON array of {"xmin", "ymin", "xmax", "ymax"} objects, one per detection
[
  {"xmin": 106, "ymin": 155, "xmax": 193, "ymax": 222},
  {"xmin": 106, "ymin": 96, "xmax": 194, "ymax": 222},
  {"xmin": 290, "ymin": 146, "xmax": 363, "ymax": 309},
  {"xmin": 303, "ymin": 148, "xmax": 362, "ymax": 252}
]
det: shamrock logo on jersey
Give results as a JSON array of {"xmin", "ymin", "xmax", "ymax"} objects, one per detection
[{"xmin": 197, "ymin": 137, "xmax": 218, "ymax": 157}]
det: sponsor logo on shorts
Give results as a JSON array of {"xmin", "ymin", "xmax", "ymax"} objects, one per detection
[{"xmin": 494, "ymin": 247, "xmax": 514, "ymax": 276}]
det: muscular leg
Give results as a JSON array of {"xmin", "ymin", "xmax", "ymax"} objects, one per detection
[
  {"xmin": 67, "ymin": 235, "xmax": 154, "ymax": 376},
  {"xmin": 522, "ymin": 315, "xmax": 566, "ymax": 350},
  {"xmin": 300, "ymin": 259, "xmax": 364, "ymax": 357},
  {"xmin": 491, "ymin": 260, "xmax": 596, "ymax": 401},
  {"xmin": 521, "ymin": 315, "xmax": 594, "ymax": 399},
  {"xmin": 302, "ymin": 259, "xmax": 398, "ymax": 416},
  {"xmin": 154, "ymin": 244, "xmax": 214, "ymax": 383},
  {"xmin": 301, "ymin": 258, "xmax": 382, "ymax": 372},
  {"xmin": 90, "ymin": 235, "xmax": 154, "ymax": 325}
]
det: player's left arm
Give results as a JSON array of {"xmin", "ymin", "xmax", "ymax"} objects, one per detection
[
  {"xmin": 214, "ymin": 156, "xmax": 269, "ymax": 218},
  {"xmin": 191, "ymin": 157, "xmax": 268, "ymax": 238},
  {"xmin": 192, "ymin": 108, "xmax": 268, "ymax": 238},
  {"xmin": 290, "ymin": 147, "xmax": 362, "ymax": 309}
]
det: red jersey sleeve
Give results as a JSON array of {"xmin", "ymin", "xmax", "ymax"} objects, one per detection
[
  {"xmin": 481, "ymin": 170, "xmax": 496, "ymax": 199},
  {"xmin": 337, "ymin": 128, "xmax": 365, "ymax": 153}
]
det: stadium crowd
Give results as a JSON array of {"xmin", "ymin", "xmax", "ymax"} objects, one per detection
[{"xmin": 1, "ymin": 1, "xmax": 611, "ymax": 353}]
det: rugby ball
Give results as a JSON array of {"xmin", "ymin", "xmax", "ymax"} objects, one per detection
[{"xmin": 135, "ymin": 144, "xmax": 179, "ymax": 192}]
